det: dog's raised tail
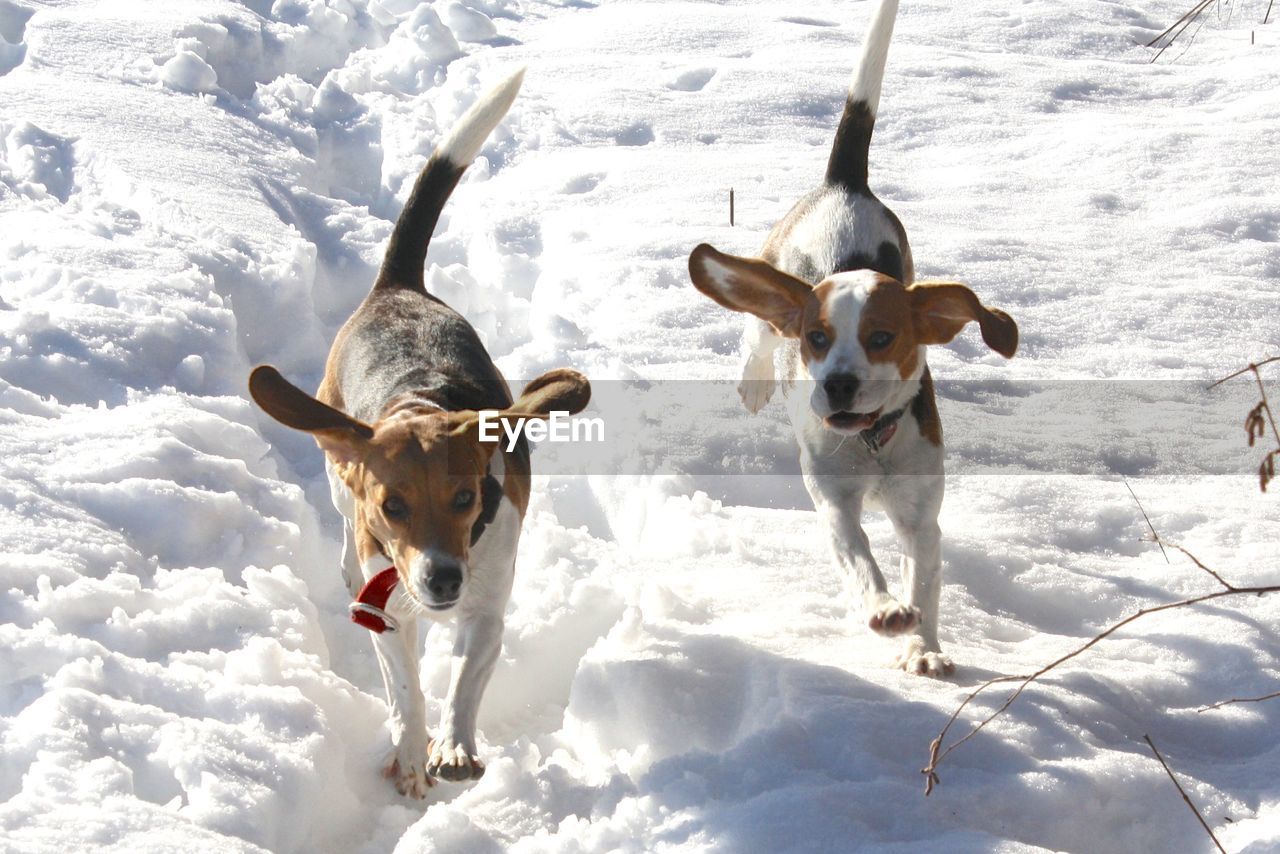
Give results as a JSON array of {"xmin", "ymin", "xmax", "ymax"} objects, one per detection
[
  {"xmin": 376, "ymin": 67, "xmax": 526, "ymax": 291},
  {"xmin": 825, "ymin": 0, "xmax": 900, "ymax": 193}
]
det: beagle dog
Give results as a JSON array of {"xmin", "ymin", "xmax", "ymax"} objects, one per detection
[
  {"xmin": 249, "ymin": 69, "xmax": 590, "ymax": 796},
  {"xmin": 688, "ymin": 0, "xmax": 1016, "ymax": 676}
]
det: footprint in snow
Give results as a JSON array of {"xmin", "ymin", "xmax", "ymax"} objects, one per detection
[
  {"xmin": 780, "ymin": 15, "xmax": 838, "ymax": 27},
  {"xmin": 561, "ymin": 173, "xmax": 605, "ymax": 194},
  {"xmin": 666, "ymin": 67, "xmax": 716, "ymax": 92},
  {"xmin": 613, "ymin": 122, "xmax": 654, "ymax": 147}
]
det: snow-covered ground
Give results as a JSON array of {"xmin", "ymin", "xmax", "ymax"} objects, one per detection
[{"xmin": 1, "ymin": 0, "xmax": 1278, "ymax": 851}]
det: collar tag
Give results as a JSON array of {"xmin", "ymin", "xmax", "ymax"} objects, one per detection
[{"xmin": 862, "ymin": 407, "xmax": 905, "ymax": 453}]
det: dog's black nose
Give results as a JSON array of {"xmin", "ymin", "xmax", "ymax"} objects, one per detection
[
  {"xmin": 823, "ymin": 373, "xmax": 859, "ymax": 410},
  {"xmin": 426, "ymin": 563, "xmax": 463, "ymax": 601}
]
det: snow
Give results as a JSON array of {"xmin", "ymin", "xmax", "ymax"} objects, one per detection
[{"xmin": 1, "ymin": 0, "xmax": 1278, "ymax": 852}]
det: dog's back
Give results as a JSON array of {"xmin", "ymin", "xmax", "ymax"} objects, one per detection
[
  {"xmin": 761, "ymin": 0, "xmax": 913, "ymax": 287},
  {"xmin": 326, "ymin": 291, "xmax": 511, "ymax": 425},
  {"xmin": 318, "ymin": 72, "xmax": 526, "ymax": 425}
]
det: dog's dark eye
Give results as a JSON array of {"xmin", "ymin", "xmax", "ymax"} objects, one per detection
[
  {"xmin": 453, "ymin": 490, "xmax": 475, "ymax": 512},
  {"xmin": 807, "ymin": 330, "xmax": 829, "ymax": 350},
  {"xmin": 382, "ymin": 495, "xmax": 409, "ymax": 520},
  {"xmin": 867, "ymin": 331, "xmax": 894, "ymax": 351}
]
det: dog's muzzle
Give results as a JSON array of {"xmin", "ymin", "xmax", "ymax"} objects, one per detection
[{"xmin": 417, "ymin": 557, "xmax": 465, "ymax": 610}]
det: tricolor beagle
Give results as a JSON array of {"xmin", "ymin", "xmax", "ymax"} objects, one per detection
[
  {"xmin": 688, "ymin": 0, "xmax": 1017, "ymax": 676},
  {"xmin": 249, "ymin": 69, "xmax": 590, "ymax": 796}
]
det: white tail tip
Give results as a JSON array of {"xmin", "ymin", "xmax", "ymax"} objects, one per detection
[
  {"xmin": 437, "ymin": 66, "xmax": 526, "ymax": 167},
  {"xmin": 849, "ymin": 0, "xmax": 899, "ymax": 117}
]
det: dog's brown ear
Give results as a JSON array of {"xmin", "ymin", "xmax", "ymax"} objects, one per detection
[
  {"xmin": 909, "ymin": 282, "xmax": 1018, "ymax": 358},
  {"xmin": 446, "ymin": 369, "xmax": 590, "ymax": 459},
  {"xmin": 508, "ymin": 368, "xmax": 591, "ymax": 417},
  {"xmin": 688, "ymin": 244, "xmax": 812, "ymax": 337},
  {"xmin": 249, "ymin": 365, "xmax": 374, "ymax": 459}
]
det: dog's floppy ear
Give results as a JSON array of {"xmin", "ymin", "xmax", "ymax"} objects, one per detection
[
  {"xmin": 446, "ymin": 369, "xmax": 591, "ymax": 456},
  {"xmin": 249, "ymin": 365, "xmax": 374, "ymax": 461},
  {"xmin": 909, "ymin": 282, "xmax": 1018, "ymax": 358},
  {"xmin": 688, "ymin": 243, "xmax": 813, "ymax": 337},
  {"xmin": 507, "ymin": 368, "xmax": 591, "ymax": 417}
]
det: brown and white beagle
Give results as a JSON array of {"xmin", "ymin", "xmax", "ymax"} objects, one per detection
[
  {"xmin": 688, "ymin": 0, "xmax": 1017, "ymax": 676},
  {"xmin": 249, "ymin": 69, "xmax": 591, "ymax": 796}
]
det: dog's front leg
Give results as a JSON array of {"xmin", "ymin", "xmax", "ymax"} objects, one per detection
[
  {"xmin": 371, "ymin": 619, "xmax": 433, "ymax": 798},
  {"xmin": 891, "ymin": 519, "xmax": 953, "ymax": 676},
  {"xmin": 339, "ymin": 519, "xmax": 361, "ymax": 597},
  {"xmin": 809, "ymin": 478, "xmax": 920, "ymax": 637},
  {"xmin": 428, "ymin": 610, "xmax": 502, "ymax": 782},
  {"xmin": 883, "ymin": 479, "xmax": 953, "ymax": 677},
  {"xmin": 739, "ymin": 316, "xmax": 780, "ymax": 413},
  {"xmin": 326, "ymin": 459, "xmax": 363, "ymax": 598}
]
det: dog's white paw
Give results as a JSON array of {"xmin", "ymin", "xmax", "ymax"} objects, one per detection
[
  {"xmin": 383, "ymin": 739, "xmax": 434, "ymax": 798},
  {"xmin": 738, "ymin": 353, "xmax": 776, "ymax": 414},
  {"xmin": 894, "ymin": 637, "xmax": 955, "ymax": 678},
  {"xmin": 866, "ymin": 596, "xmax": 920, "ymax": 636},
  {"xmin": 427, "ymin": 737, "xmax": 485, "ymax": 782}
]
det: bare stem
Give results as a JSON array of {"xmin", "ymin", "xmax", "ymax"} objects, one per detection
[
  {"xmin": 1142, "ymin": 734, "xmax": 1227, "ymax": 853},
  {"xmin": 1198, "ymin": 689, "xmax": 1280, "ymax": 712},
  {"xmin": 1148, "ymin": 0, "xmax": 1218, "ymax": 62},
  {"xmin": 1253, "ymin": 368, "xmax": 1280, "ymax": 449},
  {"xmin": 1126, "ymin": 480, "xmax": 1169, "ymax": 564},
  {"xmin": 1207, "ymin": 355, "xmax": 1280, "ymax": 390},
  {"xmin": 921, "ymin": 580, "xmax": 1276, "ymax": 793}
]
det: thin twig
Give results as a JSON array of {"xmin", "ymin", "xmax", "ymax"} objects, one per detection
[
  {"xmin": 1148, "ymin": 0, "xmax": 1218, "ymax": 62},
  {"xmin": 1209, "ymin": 357, "xmax": 1280, "ymax": 492},
  {"xmin": 922, "ymin": 674, "xmax": 1024, "ymax": 795},
  {"xmin": 1198, "ymin": 689, "xmax": 1280, "ymax": 712},
  {"xmin": 1207, "ymin": 356, "xmax": 1280, "ymax": 390},
  {"xmin": 1147, "ymin": 0, "xmax": 1215, "ymax": 47},
  {"xmin": 1164, "ymin": 542, "xmax": 1237, "ymax": 591},
  {"xmin": 922, "ymin": 522, "xmax": 1278, "ymax": 794},
  {"xmin": 921, "ymin": 580, "xmax": 1277, "ymax": 792},
  {"xmin": 1126, "ymin": 480, "xmax": 1169, "ymax": 564},
  {"xmin": 1266, "ymin": 0, "xmax": 1274, "ymax": 24},
  {"xmin": 1252, "ymin": 367, "xmax": 1280, "ymax": 448},
  {"xmin": 1142, "ymin": 734, "xmax": 1227, "ymax": 854}
]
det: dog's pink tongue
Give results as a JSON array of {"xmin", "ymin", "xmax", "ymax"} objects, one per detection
[{"xmin": 827, "ymin": 410, "xmax": 878, "ymax": 431}]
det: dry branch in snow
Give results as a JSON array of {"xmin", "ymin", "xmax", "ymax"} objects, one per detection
[
  {"xmin": 1143, "ymin": 734, "xmax": 1227, "ymax": 854},
  {"xmin": 922, "ymin": 496, "xmax": 1279, "ymax": 798},
  {"xmin": 1146, "ymin": 0, "xmax": 1274, "ymax": 62},
  {"xmin": 1197, "ymin": 689, "xmax": 1280, "ymax": 712},
  {"xmin": 1209, "ymin": 356, "xmax": 1280, "ymax": 492}
]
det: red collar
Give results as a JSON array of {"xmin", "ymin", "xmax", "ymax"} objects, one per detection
[{"xmin": 349, "ymin": 566, "xmax": 401, "ymax": 633}]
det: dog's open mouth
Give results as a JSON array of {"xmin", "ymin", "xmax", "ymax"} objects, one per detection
[
  {"xmin": 825, "ymin": 408, "xmax": 881, "ymax": 433},
  {"xmin": 424, "ymin": 599, "xmax": 459, "ymax": 612}
]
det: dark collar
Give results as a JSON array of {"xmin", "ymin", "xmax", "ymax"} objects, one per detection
[
  {"xmin": 861, "ymin": 406, "xmax": 907, "ymax": 453},
  {"xmin": 470, "ymin": 466, "xmax": 503, "ymax": 546}
]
